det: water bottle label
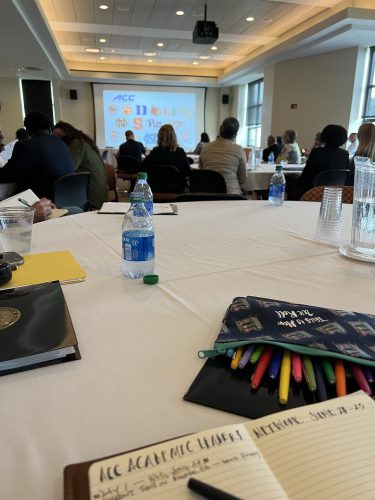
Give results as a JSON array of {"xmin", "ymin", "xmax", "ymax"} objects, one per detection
[
  {"xmin": 122, "ymin": 233, "xmax": 154, "ymax": 261},
  {"xmin": 269, "ymin": 184, "xmax": 285, "ymax": 198},
  {"xmin": 145, "ymin": 200, "xmax": 153, "ymax": 215}
]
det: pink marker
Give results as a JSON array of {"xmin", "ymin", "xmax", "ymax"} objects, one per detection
[
  {"xmin": 291, "ymin": 352, "xmax": 302, "ymax": 382},
  {"xmin": 350, "ymin": 364, "xmax": 372, "ymax": 395}
]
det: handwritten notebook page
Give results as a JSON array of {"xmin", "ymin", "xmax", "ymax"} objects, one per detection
[
  {"xmin": 88, "ymin": 424, "xmax": 287, "ymax": 499},
  {"xmin": 245, "ymin": 392, "xmax": 375, "ymax": 500}
]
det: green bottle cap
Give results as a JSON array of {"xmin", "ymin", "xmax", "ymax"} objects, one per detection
[
  {"xmin": 137, "ymin": 172, "xmax": 147, "ymax": 179},
  {"xmin": 143, "ymin": 274, "xmax": 159, "ymax": 285},
  {"xmin": 276, "ymin": 165, "xmax": 283, "ymax": 171}
]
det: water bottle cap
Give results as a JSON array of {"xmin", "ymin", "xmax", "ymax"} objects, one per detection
[
  {"xmin": 137, "ymin": 172, "xmax": 147, "ymax": 179},
  {"xmin": 143, "ymin": 274, "xmax": 159, "ymax": 285},
  {"xmin": 275, "ymin": 165, "xmax": 283, "ymax": 171}
]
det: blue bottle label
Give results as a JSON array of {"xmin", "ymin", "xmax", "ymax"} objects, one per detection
[
  {"xmin": 144, "ymin": 200, "xmax": 153, "ymax": 215},
  {"xmin": 122, "ymin": 232, "xmax": 154, "ymax": 261},
  {"xmin": 269, "ymin": 184, "xmax": 285, "ymax": 197}
]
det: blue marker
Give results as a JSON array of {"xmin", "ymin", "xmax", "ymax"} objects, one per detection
[
  {"xmin": 313, "ymin": 360, "xmax": 328, "ymax": 402},
  {"xmin": 363, "ymin": 367, "xmax": 374, "ymax": 384},
  {"xmin": 268, "ymin": 349, "xmax": 283, "ymax": 379},
  {"xmin": 226, "ymin": 348, "xmax": 234, "ymax": 358},
  {"xmin": 238, "ymin": 345, "xmax": 255, "ymax": 369}
]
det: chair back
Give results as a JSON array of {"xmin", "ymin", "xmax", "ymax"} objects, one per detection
[
  {"xmin": 104, "ymin": 163, "xmax": 118, "ymax": 202},
  {"xmin": 300, "ymin": 185, "xmax": 353, "ymax": 204},
  {"xmin": 189, "ymin": 169, "xmax": 227, "ymax": 193},
  {"xmin": 312, "ymin": 169, "xmax": 350, "ymax": 187},
  {"xmin": 116, "ymin": 155, "xmax": 141, "ymax": 174},
  {"xmin": 174, "ymin": 193, "xmax": 247, "ymax": 202},
  {"xmin": 147, "ymin": 165, "xmax": 185, "ymax": 194},
  {"xmin": 52, "ymin": 172, "xmax": 90, "ymax": 211}
]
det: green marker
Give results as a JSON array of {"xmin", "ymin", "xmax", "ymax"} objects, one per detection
[
  {"xmin": 302, "ymin": 355, "xmax": 317, "ymax": 391},
  {"xmin": 321, "ymin": 358, "xmax": 336, "ymax": 384},
  {"xmin": 250, "ymin": 345, "xmax": 264, "ymax": 364}
]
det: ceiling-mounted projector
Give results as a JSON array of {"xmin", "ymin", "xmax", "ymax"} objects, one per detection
[{"xmin": 192, "ymin": 4, "xmax": 218, "ymax": 44}]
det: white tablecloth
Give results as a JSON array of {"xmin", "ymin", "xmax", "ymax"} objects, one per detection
[
  {"xmin": 246, "ymin": 164, "xmax": 303, "ymax": 191},
  {"xmin": 1, "ymin": 201, "xmax": 374, "ymax": 499}
]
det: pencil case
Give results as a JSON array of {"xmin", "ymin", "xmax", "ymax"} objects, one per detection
[{"xmin": 198, "ymin": 295, "xmax": 375, "ymax": 367}]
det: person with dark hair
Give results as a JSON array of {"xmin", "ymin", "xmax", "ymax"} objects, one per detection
[
  {"xmin": 262, "ymin": 135, "xmax": 282, "ymax": 162},
  {"xmin": 141, "ymin": 124, "xmax": 190, "ymax": 177},
  {"xmin": 199, "ymin": 117, "xmax": 247, "ymax": 195},
  {"xmin": 286, "ymin": 124, "xmax": 350, "ymax": 200},
  {"xmin": 0, "ymin": 111, "xmax": 74, "ymax": 198},
  {"xmin": 118, "ymin": 130, "xmax": 145, "ymax": 162},
  {"xmin": 193, "ymin": 132, "xmax": 210, "ymax": 155},
  {"xmin": 53, "ymin": 121, "xmax": 108, "ymax": 209},
  {"xmin": 15, "ymin": 128, "xmax": 29, "ymax": 141},
  {"xmin": 276, "ymin": 129, "xmax": 301, "ymax": 164}
]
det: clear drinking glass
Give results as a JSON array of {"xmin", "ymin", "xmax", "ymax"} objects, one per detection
[
  {"xmin": 349, "ymin": 156, "xmax": 375, "ymax": 260},
  {"xmin": 0, "ymin": 207, "xmax": 35, "ymax": 253},
  {"xmin": 314, "ymin": 187, "xmax": 343, "ymax": 243}
]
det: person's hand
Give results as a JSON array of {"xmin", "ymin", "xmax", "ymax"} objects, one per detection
[{"xmin": 32, "ymin": 198, "xmax": 55, "ymax": 223}]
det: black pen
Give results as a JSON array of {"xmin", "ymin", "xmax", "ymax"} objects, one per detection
[
  {"xmin": 18, "ymin": 198, "xmax": 31, "ymax": 207},
  {"xmin": 187, "ymin": 478, "xmax": 242, "ymax": 500}
]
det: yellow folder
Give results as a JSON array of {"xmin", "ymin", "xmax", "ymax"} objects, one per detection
[{"xmin": 1, "ymin": 251, "xmax": 86, "ymax": 288}]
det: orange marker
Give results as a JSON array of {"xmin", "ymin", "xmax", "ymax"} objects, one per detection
[
  {"xmin": 335, "ymin": 359, "xmax": 347, "ymax": 397},
  {"xmin": 251, "ymin": 347, "xmax": 273, "ymax": 390}
]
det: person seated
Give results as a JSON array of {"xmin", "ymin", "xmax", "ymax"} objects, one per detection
[
  {"xmin": 346, "ymin": 132, "xmax": 358, "ymax": 157},
  {"xmin": 142, "ymin": 124, "xmax": 190, "ymax": 177},
  {"xmin": 118, "ymin": 130, "xmax": 145, "ymax": 163},
  {"xmin": 53, "ymin": 121, "xmax": 108, "ymax": 210},
  {"xmin": 262, "ymin": 135, "xmax": 282, "ymax": 162},
  {"xmin": 199, "ymin": 117, "xmax": 247, "ymax": 195},
  {"xmin": 286, "ymin": 124, "xmax": 350, "ymax": 200},
  {"xmin": 193, "ymin": 132, "xmax": 210, "ymax": 155},
  {"xmin": 347, "ymin": 123, "xmax": 375, "ymax": 185},
  {"xmin": 276, "ymin": 129, "xmax": 301, "ymax": 164},
  {"xmin": 15, "ymin": 128, "xmax": 29, "ymax": 141},
  {"xmin": 0, "ymin": 111, "xmax": 74, "ymax": 198}
]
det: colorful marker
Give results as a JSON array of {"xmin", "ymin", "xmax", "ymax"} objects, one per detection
[
  {"xmin": 251, "ymin": 347, "xmax": 273, "ymax": 390},
  {"xmin": 335, "ymin": 359, "xmax": 347, "ymax": 397},
  {"xmin": 250, "ymin": 345, "xmax": 264, "ymax": 364},
  {"xmin": 291, "ymin": 352, "xmax": 303, "ymax": 382},
  {"xmin": 238, "ymin": 345, "xmax": 255, "ymax": 369},
  {"xmin": 363, "ymin": 366, "xmax": 374, "ymax": 384},
  {"xmin": 350, "ymin": 364, "xmax": 372, "ymax": 395},
  {"xmin": 313, "ymin": 360, "xmax": 328, "ymax": 402},
  {"xmin": 321, "ymin": 358, "xmax": 336, "ymax": 385},
  {"xmin": 226, "ymin": 348, "xmax": 234, "ymax": 358},
  {"xmin": 231, "ymin": 346, "xmax": 244, "ymax": 370},
  {"xmin": 302, "ymin": 355, "xmax": 317, "ymax": 392},
  {"xmin": 268, "ymin": 349, "xmax": 283, "ymax": 379},
  {"xmin": 279, "ymin": 350, "xmax": 291, "ymax": 405}
]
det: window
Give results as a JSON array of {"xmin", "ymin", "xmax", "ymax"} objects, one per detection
[
  {"xmin": 246, "ymin": 79, "xmax": 263, "ymax": 147},
  {"xmin": 363, "ymin": 47, "xmax": 375, "ymax": 122}
]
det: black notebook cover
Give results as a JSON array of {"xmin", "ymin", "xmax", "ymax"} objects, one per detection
[
  {"xmin": 0, "ymin": 281, "xmax": 80, "ymax": 375},
  {"xmin": 183, "ymin": 356, "xmax": 359, "ymax": 420}
]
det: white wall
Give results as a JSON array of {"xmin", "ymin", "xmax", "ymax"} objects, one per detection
[
  {"xmin": 205, "ymin": 87, "xmax": 220, "ymax": 141},
  {"xmin": 264, "ymin": 47, "xmax": 362, "ymax": 149},
  {"xmin": 0, "ymin": 78, "xmax": 24, "ymax": 143},
  {"xmin": 56, "ymin": 81, "xmax": 95, "ymax": 138}
]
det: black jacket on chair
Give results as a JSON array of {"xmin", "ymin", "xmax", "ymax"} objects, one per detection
[
  {"xmin": 0, "ymin": 132, "xmax": 75, "ymax": 198},
  {"xmin": 142, "ymin": 146, "xmax": 190, "ymax": 178}
]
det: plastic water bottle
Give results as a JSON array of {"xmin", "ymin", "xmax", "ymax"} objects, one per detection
[
  {"xmin": 268, "ymin": 151, "xmax": 275, "ymax": 164},
  {"xmin": 121, "ymin": 193, "xmax": 155, "ymax": 278},
  {"xmin": 133, "ymin": 172, "xmax": 153, "ymax": 215},
  {"xmin": 268, "ymin": 165, "xmax": 286, "ymax": 206}
]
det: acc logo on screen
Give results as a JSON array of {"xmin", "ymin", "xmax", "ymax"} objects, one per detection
[{"xmin": 113, "ymin": 94, "xmax": 136, "ymax": 102}]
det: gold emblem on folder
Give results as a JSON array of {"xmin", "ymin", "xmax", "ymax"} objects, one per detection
[{"xmin": 0, "ymin": 307, "xmax": 21, "ymax": 330}]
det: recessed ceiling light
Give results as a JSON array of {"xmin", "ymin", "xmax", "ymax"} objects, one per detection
[
  {"xmin": 147, "ymin": 59, "xmax": 153, "ymax": 63},
  {"xmin": 99, "ymin": 56, "xmax": 106, "ymax": 60},
  {"xmin": 211, "ymin": 46, "xmax": 218, "ymax": 51},
  {"xmin": 85, "ymin": 48, "xmax": 100, "ymax": 53},
  {"xmin": 111, "ymin": 49, "xmax": 115, "ymax": 53},
  {"xmin": 176, "ymin": 10, "xmax": 184, "ymax": 16},
  {"xmin": 246, "ymin": 16, "xmax": 255, "ymax": 22},
  {"xmin": 193, "ymin": 61, "xmax": 198, "ymax": 65},
  {"xmin": 143, "ymin": 51, "xmax": 157, "ymax": 57},
  {"xmin": 198, "ymin": 55, "xmax": 211, "ymax": 60},
  {"xmin": 157, "ymin": 42, "xmax": 164, "ymax": 47},
  {"xmin": 99, "ymin": 38, "xmax": 107, "ymax": 43},
  {"xmin": 99, "ymin": 4, "xmax": 109, "ymax": 9}
]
